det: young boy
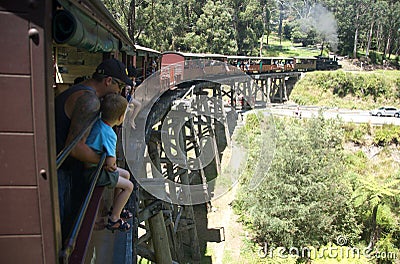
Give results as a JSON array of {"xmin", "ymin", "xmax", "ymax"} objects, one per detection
[{"xmin": 84, "ymin": 93, "xmax": 133, "ymax": 232}]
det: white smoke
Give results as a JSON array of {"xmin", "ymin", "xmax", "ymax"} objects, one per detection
[{"xmin": 299, "ymin": 4, "xmax": 338, "ymax": 52}]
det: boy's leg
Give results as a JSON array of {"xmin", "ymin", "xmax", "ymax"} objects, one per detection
[
  {"xmin": 110, "ymin": 176, "xmax": 133, "ymax": 222},
  {"xmin": 113, "ymin": 167, "xmax": 131, "ymax": 202},
  {"xmin": 116, "ymin": 167, "xmax": 130, "ymax": 180}
]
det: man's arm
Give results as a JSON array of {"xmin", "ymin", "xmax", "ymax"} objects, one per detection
[{"xmin": 65, "ymin": 91, "xmax": 101, "ymax": 163}]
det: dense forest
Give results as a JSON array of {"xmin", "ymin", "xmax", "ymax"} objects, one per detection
[
  {"xmin": 102, "ymin": 0, "xmax": 400, "ymax": 60},
  {"xmin": 233, "ymin": 113, "xmax": 400, "ymax": 263}
]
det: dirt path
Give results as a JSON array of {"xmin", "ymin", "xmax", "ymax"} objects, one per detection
[
  {"xmin": 197, "ymin": 183, "xmax": 244, "ymax": 264},
  {"xmin": 196, "ymin": 119, "xmax": 249, "ymax": 264}
]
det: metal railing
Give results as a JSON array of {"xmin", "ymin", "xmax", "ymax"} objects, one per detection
[
  {"xmin": 60, "ymin": 152, "xmax": 106, "ymax": 263},
  {"xmin": 56, "ymin": 115, "xmax": 100, "ymax": 169},
  {"xmin": 55, "ymin": 114, "xmax": 104, "ymax": 263}
]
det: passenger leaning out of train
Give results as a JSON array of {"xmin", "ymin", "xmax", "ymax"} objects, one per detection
[
  {"xmin": 55, "ymin": 58, "xmax": 133, "ymax": 237},
  {"xmin": 125, "ymin": 66, "xmax": 142, "ymax": 129},
  {"xmin": 83, "ymin": 94, "xmax": 133, "ymax": 232}
]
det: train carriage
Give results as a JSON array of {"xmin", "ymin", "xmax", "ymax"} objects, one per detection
[
  {"xmin": 226, "ymin": 55, "xmax": 248, "ymax": 71},
  {"xmin": 0, "ymin": 0, "xmax": 140, "ymax": 263},
  {"xmin": 134, "ymin": 44, "xmax": 161, "ymax": 83},
  {"xmin": 1, "ymin": 1, "xmax": 240, "ymax": 262},
  {"xmin": 227, "ymin": 56, "xmax": 296, "ymax": 73},
  {"xmin": 0, "ymin": 2, "xmax": 58, "ymax": 262},
  {"xmin": 161, "ymin": 51, "xmax": 230, "ymax": 86},
  {"xmin": 259, "ymin": 57, "xmax": 294, "ymax": 72},
  {"xmin": 293, "ymin": 56, "xmax": 317, "ymax": 71}
]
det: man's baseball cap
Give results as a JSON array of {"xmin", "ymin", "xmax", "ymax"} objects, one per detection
[{"xmin": 95, "ymin": 58, "xmax": 134, "ymax": 86}]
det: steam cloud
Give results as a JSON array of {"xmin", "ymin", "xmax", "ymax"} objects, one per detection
[{"xmin": 299, "ymin": 4, "xmax": 338, "ymax": 52}]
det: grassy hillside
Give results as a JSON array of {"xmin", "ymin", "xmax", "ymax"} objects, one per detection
[
  {"xmin": 261, "ymin": 34, "xmax": 325, "ymax": 57},
  {"xmin": 290, "ymin": 70, "xmax": 400, "ymax": 110}
]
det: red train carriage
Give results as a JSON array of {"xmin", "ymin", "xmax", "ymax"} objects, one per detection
[{"xmin": 161, "ymin": 51, "xmax": 229, "ymax": 87}]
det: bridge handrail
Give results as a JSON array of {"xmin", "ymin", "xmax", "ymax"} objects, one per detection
[
  {"xmin": 55, "ymin": 113, "xmax": 104, "ymax": 263},
  {"xmin": 56, "ymin": 114, "xmax": 100, "ymax": 169},
  {"xmin": 60, "ymin": 152, "xmax": 106, "ymax": 263}
]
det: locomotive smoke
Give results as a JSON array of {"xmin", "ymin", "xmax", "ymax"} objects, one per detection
[{"xmin": 300, "ymin": 4, "xmax": 338, "ymax": 52}]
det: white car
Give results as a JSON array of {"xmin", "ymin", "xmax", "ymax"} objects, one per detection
[{"xmin": 369, "ymin": 106, "xmax": 398, "ymax": 117}]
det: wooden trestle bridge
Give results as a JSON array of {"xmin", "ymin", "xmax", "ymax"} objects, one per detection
[{"xmin": 85, "ymin": 61, "xmax": 297, "ymax": 264}]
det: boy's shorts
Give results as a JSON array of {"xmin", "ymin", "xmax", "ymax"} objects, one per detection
[{"xmin": 84, "ymin": 167, "xmax": 119, "ymax": 188}]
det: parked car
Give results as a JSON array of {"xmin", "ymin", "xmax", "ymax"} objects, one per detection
[{"xmin": 369, "ymin": 106, "xmax": 398, "ymax": 117}]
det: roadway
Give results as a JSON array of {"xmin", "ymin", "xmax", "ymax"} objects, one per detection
[{"xmin": 265, "ymin": 104, "xmax": 400, "ymax": 126}]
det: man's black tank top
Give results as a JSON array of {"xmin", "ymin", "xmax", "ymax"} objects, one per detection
[{"xmin": 55, "ymin": 84, "xmax": 96, "ymax": 155}]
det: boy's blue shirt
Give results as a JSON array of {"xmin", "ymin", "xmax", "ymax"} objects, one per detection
[{"xmin": 86, "ymin": 119, "xmax": 116, "ymax": 159}]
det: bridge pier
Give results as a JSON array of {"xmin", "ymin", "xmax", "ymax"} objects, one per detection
[
  {"xmin": 221, "ymin": 71, "xmax": 302, "ymax": 109},
  {"xmin": 251, "ymin": 72, "xmax": 301, "ymax": 104}
]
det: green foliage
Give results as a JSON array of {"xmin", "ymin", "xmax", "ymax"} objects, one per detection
[
  {"xmin": 234, "ymin": 112, "xmax": 262, "ymax": 149},
  {"xmin": 229, "ymin": 0, "xmax": 265, "ymax": 55},
  {"xmin": 235, "ymin": 116, "xmax": 361, "ymax": 253},
  {"xmin": 291, "ymin": 70, "xmax": 400, "ymax": 109},
  {"xmin": 353, "ymin": 177, "xmax": 400, "ymax": 211},
  {"xmin": 134, "ymin": 1, "xmax": 179, "ymax": 50},
  {"xmin": 376, "ymin": 205, "xmax": 399, "ymax": 235},
  {"xmin": 375, "ymin": 233, "xmax": 400, "ymax": 264},
  {"xmin": 188, "ymin": 0, "xmax": 237, "ymax": 54},
  {"xmin": 373, "ymin": 125, "xmax": 400, "ymax": 146},
  {"xmin": 351, "ymin": 171, "xmax": 400, "ymax": 264},
  {"xmin": 101, "ymin": 0, "xmax": 400, "ymax": 61},
  {"xmin": 234, "ymin": 114, "xmax": 400, "ymax": 263},
  {"xmin": 369, "ymin": 51, "xmax": 384, "ymax": 65},
  {"xmin": 309, "ymin": 245, "xmax": 370, "ymax": 263},
  {"xmin": 343, "ymin": 122, "xmax": 371, "ymax": 144},
  {"xmin": 344, "ymin": 151, "xmax": 368, "ymax": 178},
  {"xmin": 395, "ymin": 77, "xmax": 400, "ymax": 99},
  {"xmin": 283, "ymin": 23, "xmax": 293, "ymax": 40}
]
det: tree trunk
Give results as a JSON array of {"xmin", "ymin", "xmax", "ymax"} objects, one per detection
[
  {"xmin": 259, "ymin": 5, "xmax": 265, "ymax": 57},
  {"xmin": 366, "ymin": 20, "xmax": 374, "ymax": 57},
  {"xmin": 384, "ymin": 31, "xmax": 392, "ymax": 59},
  {"xmin": 128, "ymin": 0, "xmax": 135, "ymax": 42},
  {"xmin": 395, "ymin": 41, "xmax": 400, "ymax": 57},
  {"xmin": 376, "ymin": 24, "xmax": 381, "ymax": 52},
  {"xmin": 260, "ymin": 32, "xmax": 264, "ymax": 57},
  {"xmin": 278, "ymin": 1, "xmax": 283, "ymax": 45},
  {"xmin": 366, "ymin": 204, "xmax": 379, "ymax": 252},
  {"xmin": 353, "ymin": 27, "xmax": 359, "ymax": 58},
  {"xmin": 353, "ymin": 11, "xmax": 360, "ymax": 59}
]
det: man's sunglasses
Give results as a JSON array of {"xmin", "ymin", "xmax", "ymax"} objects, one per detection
[{"xmin": 112, "ymin": 78, "xmax": 125, "ymax": 90}]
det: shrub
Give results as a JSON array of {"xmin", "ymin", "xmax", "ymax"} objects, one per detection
[
  {"xmin": 343, "ymin": 123, "xmax": 371, "ymax": 144},
  {"xmin": 395, "ymin": 77, "xmax": 400, "ymax": 98},
  {"xmin": 291, "ymin": 70, "xmax": 400, "ymax": 109},
  {"xmin": 369, "ymin": 51, "xmax": 383, "ymax": 64},
  {"xmin": 235, "ymin": 116, "xmax": 361, "ymax": 253},
  {"xmin": 373, "ymin": 124, "xmax": 400, "ymax": 146}
]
